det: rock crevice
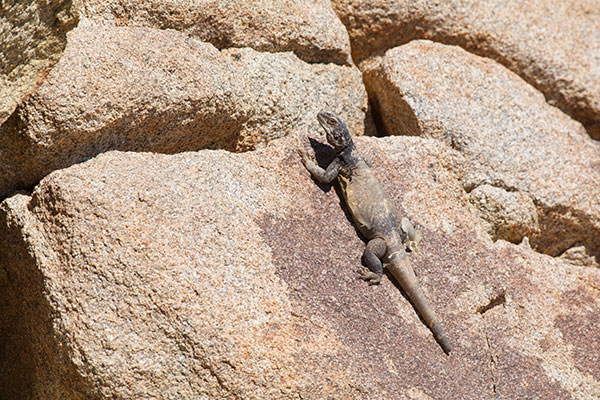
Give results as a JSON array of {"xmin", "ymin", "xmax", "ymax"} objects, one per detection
[
  {"xmin": 2, "ymin": 1, "xmax": 600, "ymax": 398},
  {"xmin": 362, "ymin": 40, "xmax": 600, "ymax": 266},
  {"xmin": 332, "ymin": 0, "xmax": 600, "ymax": 139}
]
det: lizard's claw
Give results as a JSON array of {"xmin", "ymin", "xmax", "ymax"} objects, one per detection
[
  {"xmin": 357, "ymin": 266, "xmax": 381, "ymax": 285},
  {"xmin": 297, "ymin": 148, "xmax": 310, "ymax": 166}
]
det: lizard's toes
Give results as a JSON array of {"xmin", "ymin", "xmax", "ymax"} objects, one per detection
[
  {"xmin": 368, "ymin": 276, "xmax": 381, "ymax": 285},
  {"xmin": 357, "ymin": 267, "xmax": 381, "ymax": 285},
  {"xmin": 297, "ymin": 149, "xmax": 310, "ymax": 163}
]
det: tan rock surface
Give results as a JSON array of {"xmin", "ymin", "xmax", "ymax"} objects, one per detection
[
  {"xmin": 75, "ymin": 0, "xmax": 352, "ymax": 65},
  {"xmin": 0, "ymin": 24, "xmax": 367, "ymax": 199},
  {"xmin": 469, "ymin": 184, "xmax": 540, "ymax": 244},
  {"xmin": 332, "ymin": 0, "xmax": 600, "ymax": 137},
  {"xmin": 1, "ymin": 1, "xmax": 599, "ymax": 398},
  {"xmin": 0, "ymin": 0, "xmax": 78, "ymax": 123},
  {"xmin": 363, "ymin": 40, "xmax": 600, "ymax": 261},
  {"xmin": 1, "ymin": 135, "xmax": 599, "ymax": 399}
]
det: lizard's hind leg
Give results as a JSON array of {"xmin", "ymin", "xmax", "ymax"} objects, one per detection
[{"xmin": 359, "ymin": 238, "xmax": 386, "ymax": 285}]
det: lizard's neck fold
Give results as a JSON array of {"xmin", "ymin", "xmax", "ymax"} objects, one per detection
[{"xmin": 337, "ymin": 142, "xmax": 360, "ymax": 167}]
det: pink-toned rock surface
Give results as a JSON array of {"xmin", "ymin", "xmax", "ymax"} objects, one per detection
[
  {"xmin": 75, "ymin": 0, "xmax": 352, "ymax": 65},
  {"xmin": 1, "ymin": 135, "xmax": 598, "ymax": 399},
  {"xmin": 0, "ymin": 24, "xmax": 367, "ymax": 199},
  {"xmin": 332, "ymin": 0, "xmax": 600, "ymax": 138},
  {"xmin": 1, "ymin": 1, "xmax": 599, "ymax": 398},
  {"xmin": 363, "ymin": 40, "xmax": 600, "ymax": 262}
]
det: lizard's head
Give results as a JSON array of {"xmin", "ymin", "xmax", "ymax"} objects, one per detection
[{"xmin": 317, "ymin": 111, "xmax": 352, "ymax": 152}]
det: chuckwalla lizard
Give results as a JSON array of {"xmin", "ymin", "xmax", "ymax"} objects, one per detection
[{"xmin": 299, "ymin": 111, "xmax": 451, "ymax": 354}]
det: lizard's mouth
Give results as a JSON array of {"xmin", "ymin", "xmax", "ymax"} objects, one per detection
[{"xmin": 316, "ymin": 112, "xmax": 332, "ymax": 134}]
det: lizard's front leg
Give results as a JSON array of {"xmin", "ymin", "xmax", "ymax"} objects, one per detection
[
  {"xmin": 298, "ymin": 149, "xmax": 340, "ymax": 183},
  {"xmin": 358, "ymin": 237, "xmax": 386, "ymax": 285}
]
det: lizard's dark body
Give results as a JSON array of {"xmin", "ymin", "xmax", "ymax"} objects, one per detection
[{"xmin": 300, "ymin": 111, "xmax": 451, "ymax": 354}]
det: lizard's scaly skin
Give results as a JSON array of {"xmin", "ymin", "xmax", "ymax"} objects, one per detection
[{"xmin": 300, "ymin": 111, "xmax": 451, "ymax": 354}]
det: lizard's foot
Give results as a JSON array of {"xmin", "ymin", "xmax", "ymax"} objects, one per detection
[{"xmin": 357, "ymin": 266, "xmax": 381, "ymax": 285}]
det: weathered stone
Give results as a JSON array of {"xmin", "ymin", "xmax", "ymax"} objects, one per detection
[
  {"xmin": 221, "ymin": 47, "xmax": 367, "ymax": 151},
  {"xmin": 559, "ymin": 245, "xmax": 599, "ymax": 267},
  {"xmin": 1, "ymin": 135, "xmax": 599, "ymax": 399},
  {"xmin": 469, "ymin": 184, "xmax": 540, "ymax": 244},
  {"xmin": 0, "ymin": 24, "xmax": 367, "ymax": 199},
  {"xmin": 75, "ymin": 0, "xmax": 352, "ymax": 65},
  {"xmin": 332, "ymin": 0, "xmax": 600, "ymax": 137},
  {"xmin": 363, "ymin": 40, "xmax": 600, "ymax": 262},
  {"xmin": 0, "ymin": 0, "xmax": 78, "ymax": 124}
]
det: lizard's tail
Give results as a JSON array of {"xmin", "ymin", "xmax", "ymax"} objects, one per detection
[{"xmin": 388, "ymin": 253, "xmax": 451, "ymax": 354}]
